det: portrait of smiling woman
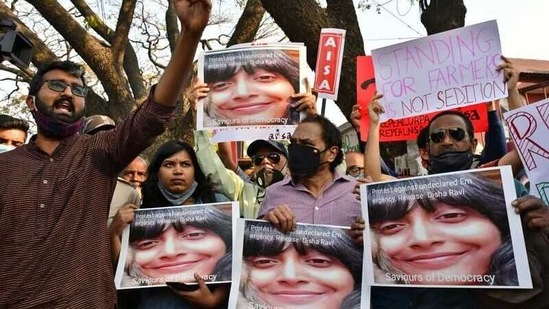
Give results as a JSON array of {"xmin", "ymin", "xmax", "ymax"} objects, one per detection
[
  {"xmin": 367, "ymin": 171, "xmax": 518, "ymax": 286},
  {"xmin": 126, "ymin": 206, "xmax": 232, "ymax": 285},
  {"xmin": 237, "ymin": 222, "xmax": 363, "ymax": 309},
  {"xmin": 113, "ymin": 139, "xmax": 233, "ymax": 309},
  {"xmin": 201, "ymin": 47, "xmax": 303, "ymax": 127}
]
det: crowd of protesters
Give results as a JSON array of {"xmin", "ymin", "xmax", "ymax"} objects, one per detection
[{"xmin": 0, "ymin": 1, "xmax": 548, "ymax": 308}]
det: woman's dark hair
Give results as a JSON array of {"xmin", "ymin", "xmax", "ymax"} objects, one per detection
[
  {"xmin": 128, "ymin": 205, "xmax": 232, "ymax": 281},
  {"xmin": 242, "ymin": 221, "xmax": 362, "ymax": 307},
  {"xmin": 141, "ymin": 139, "xmax": 217, "ymax": 208},
  {"xmin": 204, "ymin": 49, "xmax": 300, "ymax": 93},
  {"xmin": 367, "ymin": 172, "xmax": 517, "ymax": 285}
]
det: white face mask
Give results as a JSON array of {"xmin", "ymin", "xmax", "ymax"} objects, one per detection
[{"xmin": 0, "ymin": 144, "xmax": 16, "ymax": 154}]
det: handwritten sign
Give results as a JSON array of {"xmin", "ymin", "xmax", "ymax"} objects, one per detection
[
  {"xmin": 371, "ymin": 20, "xmax": 506, "ymax": 121},
  {"xmin": 314, "ymin": 28, "xmax": 346, "ymax": 100},
  {"xmin": 504, "ymin": 98, "xmax": 549, "ymax": 204},
  {"xmin": 356, "ymin": 56, "xmax": 488, "ymax": 142}
]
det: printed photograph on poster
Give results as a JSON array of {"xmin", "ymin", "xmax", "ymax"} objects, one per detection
[
  {"xmin": 360, "ymin": 167, "xmax": 532, "ymax": 289},
  {"xmin": 196, "ymin": 45, "xmax": 307, "ymax": 136},
  {"xmin": 228, "ymin": 220, "xmax": 363, "ymax": 309},
  {"xmin": 114, "ymin": 202, "xmax": 238, "ymax": 290}
]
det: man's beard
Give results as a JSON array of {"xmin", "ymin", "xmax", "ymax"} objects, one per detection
[
  {"xmin": 35, "ymin": 95, "xmax": 84, "ymax": 124},
  {"xmin": 32, "ymin": 95, "xmax": 85, "ymax": 138}
]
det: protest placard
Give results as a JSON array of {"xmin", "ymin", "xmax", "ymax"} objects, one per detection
[
  {"xmin": 356, "ymin": 56, "xmax": 488, "ymax": 142},
  {"xmin": 114, "ymin": 202, "xmax": 238, "ymax": 289},
  {"xmin": 371, "ymin": 20, "xmax": 506, "ymax": 121},
  {"xmin": 314, "ymin": 28, "xmax": 346, "ymax": 100},
  {"xmin": 229, "ymin": 220, "xmax": 363, "ymax": 309},
  {"xmin": 504, "ymin": 98, "xmax": 549, "ymax": 204},
  {"xmin": 360, "ymin": 166, "xmax": 532, "ymax": 288},
  {"xmin": 196, "ymin": 44, "xmax": 307, "ymax": 142}
]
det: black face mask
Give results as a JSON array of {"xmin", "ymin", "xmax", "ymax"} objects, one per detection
[
  {"xmin": 288, "ymin": 143, "xmax": 325, "ymax": 177},
  {"xmin": 429, "ymin": 150, "xmax": 473, "ymax": 174},
  {"xmin": 255, "ymin": 167, "xmax": 285, "ymax": 188}
]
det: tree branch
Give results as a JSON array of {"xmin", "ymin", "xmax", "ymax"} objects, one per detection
[
  {"xmin": 227, "ymin": 0, "xmax": 265, "ymax": 47},
  {"xmin": 26, "ymin": 0, "xmax": 134, "ymax": 119},
  {"xmin": 0, "ymin": 2, "xmax": 57, "ymax": 66},
  {"xmin": 70, "ymin": 0, "xmax": 113, "ymax": 40},
  {"xmin": 0, "ymin": 63, "xmax": 32, "ymax": 82},
  {"xmin": 70, "ymin": 0, "xmax": 147, "ymax": 102},
  {"xmin": 165, "ymin": 0, "xmax": 179, "ymax": 53},
  {"xmin": 111, "ymin": 0, "xmax": 138, "ymax": 67}
]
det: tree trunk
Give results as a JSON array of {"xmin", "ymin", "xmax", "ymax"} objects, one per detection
[
  {"xmin": 166, "ymin": 0, "xmax": 267, "ymax": 146},
  {"xmin": 227, "ymin": 0, "xmax": 265, "ymax": 47},
  {"xmin": 26, "ymin": 0, "xmax": 134, "ymax": 121},
  {"xmin": 260, "ymin": 0, "xmax": 365, "ymax": 123}
]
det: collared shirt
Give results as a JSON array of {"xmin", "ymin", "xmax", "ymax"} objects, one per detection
[
  {"xmin": 195, "ymin": 130, "xmax": 263, "ymax": 219},
  {"xmin": 258, "ymin": 172, "xmax": 362, "ymax": 226},
  {"xmin": 0, "ymin": 94, "xmax": 175, "ymax": 308}
]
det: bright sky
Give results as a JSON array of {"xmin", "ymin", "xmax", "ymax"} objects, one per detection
[
  {"xmin": 323, "ymin": 0, "xmax": 549, "ymax": 126},
  {"xmin": 2, "ymin": 0, "xmax": 547, "ymax": 127},
  {"xmin": 359, "ymin": 0, "xmax": 548, "ymax": 60}
]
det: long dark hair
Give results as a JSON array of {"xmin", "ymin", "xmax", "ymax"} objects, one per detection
[
  {"xmin": 141, "ymin": 139, "xmax": 217, "ymax": 208},
  {"xmin": 127, "ymin": 205, "xmax": 232, "ymax": 281},
  {"xmin": 367, "ymin": 172, "xmax": 517, "ymax": 285},
  {"xmin": 241, "ymin": 221, "xmax": 362, "ymax": 308},
  {"xmin": 204, "ymin": 49, "xmax": 300, "ymax": 93}
]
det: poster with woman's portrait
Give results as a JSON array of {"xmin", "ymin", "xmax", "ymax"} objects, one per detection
[
  {"xmin": 359, "ymin": 166, "xmax": 532, "ymax": 290},
  {"xmin": 196, "ymin": 44, "xmax": 308, "ymax": 142},
  {"xmin": 229, "ymin": 219, "xmax": 363, "ymax": 309},
  {"xmin": 114, "ymin": 202, "xmax": 238, "ymax": 289}
]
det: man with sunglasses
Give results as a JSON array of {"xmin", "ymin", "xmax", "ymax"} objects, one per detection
[
  {"xmin": 246, "ymin": 139, "xmax": 289, "ymax": 186},
  {"xmin": 0, "ymin": 1, "xmax": 211, "ymax": 308},
  {"xmin": 195, "ymin": 133, "xmax": 289, "ymax": 219},
  {"xmin": 426, "ymin": 110, "xmax": 479, "ymax": 174}
]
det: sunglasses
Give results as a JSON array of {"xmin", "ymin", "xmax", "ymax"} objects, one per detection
[
  {"xmin": 252, "ymin": 152, "xmax": 281, "ymax": 165},
  {"xmin": 429, "ymin": 127, "xmax": 467, "ymax": 144},
  {"xmin": 43, "ymin": 79, "xmax": 88, "ymax": 97}
]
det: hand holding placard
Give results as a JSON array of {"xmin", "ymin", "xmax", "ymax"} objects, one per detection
[{"xmin": 371, "ymin": 20, "xmax": 506, "ymax": 121}]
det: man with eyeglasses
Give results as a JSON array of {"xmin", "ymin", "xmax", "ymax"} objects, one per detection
[
  {"xmin": 0, "ymin": 1, "xmax": 211, "ymax": 308},
  {"xmin": 359, "ymin": 57, "xmax": 549, "ymax": 309},
  {"xmin": 345, "ymin": 151, "xmax": 365, "ymax": 179}
]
